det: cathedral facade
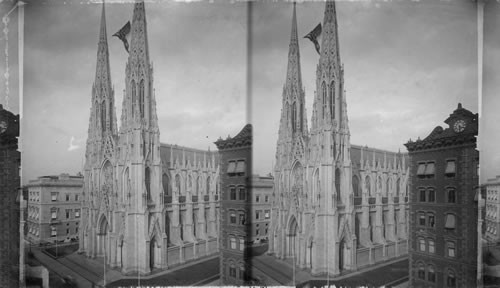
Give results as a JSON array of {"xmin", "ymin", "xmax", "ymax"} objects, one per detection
[
  {"xmin": 79, "ymin": 2, "xmax": 220, "ymax": 275},
  {"xmin": 268, "ymin": 2, "xmax": 409, "ymax": 276}
]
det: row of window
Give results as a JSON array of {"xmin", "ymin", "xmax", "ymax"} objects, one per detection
[
  {"xmin": 228, "ymin": 236, "xmax": 245, "ymax": 251},
  {"xmin": 487, "ymin": 190, "xmax": 499, "ymax": 201},
  {"xmin": 50, "ymin": 226, "xmax": 79, "ymax": 237},
  {"xmin": 418, "ymin": 187, "xmax": 456, "ymax": 203},
  {"xmin": 229, "ymin": 186, "xmax": 246, "ymax": 201},
  {"xmin": 227, "ymin": 160, "xmax": 246, "ymax": 177},
  {"xmin": 228, "ymin": 264, "xmax": 245, "ymax": 280},
  {"xmin": 486, "ymin": 205, "xmax": 498, "ymax": 219},
  {"xmin": 417, "ymin": 237, "xmax": 456, "ymax": 258},
  {"xmin": 51, "ymin": 208, "xmax": 80, "ymax": 220},
  {"xmin": 416, "ymin": 262, "xmax": 457, "ymax": 287},
  {"xmin": 417, "ymin": 212, "xmax": 456, "ymax": 230},
  {"xmin": 50, "ymin": 192, "xmax": 80, "ymax": 202},
  {"xmin": 229, "ymin": 211, "xmax": 246, "ymax": 225},
  {"xmin": 255, "ymin": 210, "xmax": 270, "ymax": 220},
  {"xmin": 486, "ymin": 222, "xmax": 498, "ymax": 235},
  {"xmin": 255, "ymin": 194, "xmax": 270, "ymax": 203},
  {"xmin": 417, "ymin": 160, "xmax": 456, "ymax": 179}
]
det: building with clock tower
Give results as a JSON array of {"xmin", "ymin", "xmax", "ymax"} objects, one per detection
[
  {"xmin": 268, "ymin": 2, "xmax": 409, "ymax": 277},
  {"xmin": 0, "ymin": 104, "xmax": 20, "ymax": 287},
  {"xmin": 405, "ymin": 103, "xmax": 478, "ymax": 288}
]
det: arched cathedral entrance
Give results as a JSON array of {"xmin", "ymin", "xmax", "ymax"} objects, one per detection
[
  {"xmin": 97, "ymin": 216, "xmax": 109, "ymax": 258},
  {"xmin": 287, "ymin": 216, "xmax": 299, "ymax": 258}
]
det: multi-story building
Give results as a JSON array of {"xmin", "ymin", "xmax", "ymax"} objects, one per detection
[
  {"xmin": 80, "ymin": 1, "xmax": 220, "ymax": 275},
  {"xmin": 215, "ymin": 124, "xmax": 251, "ymax": 285},
  {"xmin": 405, "ymin": 103, "xmax": 479, "ymax": 288},
  {"xmin": 483, "ymin": 176, "xmax": 500, "ymax": 243},
  {"xmin": 250, "ymin": 174, "xmax": 273, "ymax": 244},
  {"xmin": 268, "ymin": 2, "xmax": 409, "ymax": 276},
  {"xmin": 0, "ymin": 104, "xmax": 20, "ymax": 287},
  {"xmin": 26, "ymin": 174, "xmax": 84, "ymax": 244}
]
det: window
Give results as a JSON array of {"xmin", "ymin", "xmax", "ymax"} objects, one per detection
[
  {"xmin": 230, "ymin": 212, "xmax": 236, "ymax": 224},
  {"xmin": 76, "ymin": 227, "xmax": 79, "ymax": 233},
  {"xmin": 265, "ymin": 195, "xmax": 269, "ymax": 202},
  {"xmin": 51, "ymin": 209, "xmax": 57, "ymax": 220},
  {"xmin": 417, "ymin": 162, "xmax": 435, "ymax": 179},
  {"xmin": 419, "ymin": 189, "xmax": 426, "ymax": 202},
  {"xmin": 445, "ymin": 214, "xmax": 456, "ymax": 230},
  {"xmin": 229, "ymin": 266, "xmax": 236, "ymax": 278},
  {"xmin": 427, "ymin": 213, "xmax": 435, "ymax": 228},
  {"xmin": 256, "ymin": 195, "xmax": 260, "ymax": 202},
  {"xmin": 227, "ymin": 161, "xmax": 236, "ymax": 176},
  {"xmin": 418, "ymin": 212, "xmax": 425, "ymax": 226},
  {"xmin": 66, "ymin": 210, "xmax": 70, "ymax": 219},
  {"xmin": 51, "ymin": 226, "xmax": 57, "ymax": 237},
  {"xmin": 256, "ymin": 210, "xmax": 261, "ymax": 220},
  {"xmin": 256, "ymin": 228, "xmax": 260, "ymax": 236},
  {"xmin": 427, "ymin": 188, "xmax": 435, "ymax": 202},
  {"xmin": 239, "ymin": 213, "xmax": 246, "ymax": 225},
  {"xmin": 66, "ymin": 194, "xmax": 70, "ymax": 201},
  {"xmin": 447, "ymin": 188, "xmax": 456, "ymax": 203},
  {"xmin": 239, "ymin": 238, "xmax": 245, "ymax": 251},
  {"xmin": 264, "ymin": 210, "xmax": 270, "ymax": 219},
  {"xmin": 239, "ymin": 267, "xmax": 245, "ymax": 280},
  {"xmin": 51, "ymin": 192, "xmax": 58, "ymax": 202},
  {"xmin": 428, "ymin": 239, "xmax": 435, "ymax": 253},
  {"xmin": 428, "ymin": 265, "xmax": 435, "ymax": 282},
  {"xmin": 75, "ymin": 194, "xmax": 79, "ymax": 201},
  {"xmin": 418, "ymin": 238, "xmax": 426, "ymax": 252},
  {"xmin": 447, "ymin": 241, "xmax": 456, "ymax": 257},
  {"xmin": 235, "ymin": 160, "xmax": 246, "ymax": 176},
  {"xmin": 417, "ymin": 264, "xmax": 425, "ymax": 279},
  {"xmin": 230, "ymin": 237, "xmax": 236, "ymax": 249},
  {"xmin": 66, "ymin": 229, "xmax": 70, "ymax": 235},
  {"xmin": 447, "ymin": 270, "xmax": 456, "ymax": 287},
  {"xmin": 230, "ymin": 187, "xmax": 236, "ymax": 200},
  {"xmin": 238, "ymin": 187, "xmax": 246, "ymax": 201},
  {"xmin": 445, "ymin": 160, "xmax": 456, "ymax": 177},
  {"xmin": 75, "ymin": 209, "xmax": 80, "ymax": 218}
]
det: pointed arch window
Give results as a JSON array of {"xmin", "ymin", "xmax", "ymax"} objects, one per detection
[
  {"xmin": 206, "ymin": 177, "xmax": 211, "ymax": 195},
  {"xmin": 162, "ymin": 173, "xmax": 170, "ymax": 196},
  {"xmin": 145, "ymin": 167, "xmax": 151, "ymax": 200},
  {"xmin": 335, "ymin": 169, "xmax": 341, "ymax": 203},
  {"xmin": 292, "ymin": 102, "xmax": 297, "ymax": 132},
  {"xmin": 322, "ymin": 81, "xmax": 327, "ymax": 118},
  {"xmin": 175, "ymin": 174, "xmax": 181, "ymax": 195},
  {"xmin": 352, "ymin": 175, "xmax": 360, "ymax": 197},
  {"xmin": 299, "ymin": 102, "xmax": 303, "ymax": 131},
  {"xmin": 101, "ymin": 100, "xmax": 106, "ymax": 132},
  {"xmin": 131, "ymin": 80, "xmax": 136, "ymax": 117},
  {"xmin": 139, "ymin": 79, "xmax": 145, "ymax": 118},
  {"xmin": 330, "ymin": 81, "xmax": 335, "ymax": 119},
  {"xmin": 365, "ymin": 176, "xmax": 371, "ymax": 196}
]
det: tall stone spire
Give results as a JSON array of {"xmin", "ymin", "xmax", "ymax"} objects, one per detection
[
  {"xmin": 311, "ymin": 0, "xmax": 346, "ymax": 132},
  {"xmin": 88, "ymin": 0, "xmax": 116, "ymax": 142},
  {"xmin": 120, "ymin": 0, "xmax": 157, "ymax": 130},
  {"xmin": 278, "ymin": 3, "xmax": 307, "ymax": 140}
]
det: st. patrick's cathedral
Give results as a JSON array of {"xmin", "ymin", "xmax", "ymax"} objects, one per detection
[
  {"xmin": 79, "ymin": 2, "xmax": 220, "ymax": 274},
  {"xmin": 268, "ymin": 2, "xmax": 410, "ymax": 276}
]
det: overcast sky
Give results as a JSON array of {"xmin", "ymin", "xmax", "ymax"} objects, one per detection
[
  {"xmin": 481, "ymin": 1, "xmax": 500, "ymax": 184},
  {"xmin": 251, "ymin": 0, "xmax": 478, "ymax": 176},
  {"xmin": 21, "ymin": 0, "xmax": 247, "ymax": 183}
]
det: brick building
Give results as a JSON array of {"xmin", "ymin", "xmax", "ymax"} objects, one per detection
[
  {"xmin": 250, "ymin": 174, "xmax": 273, "ymax": 244},
  {"xmin": 405, "ymin": 103, "xmax": 478, "ymax": 288},
  {"xmin": 215, "ymin": 124, "xmax": 251, "ymax": 285},
  {"xmin": 483, "ymin": 176, "xmax": 500, "ymax": 243},
  {"xmin": 0, "ymin": 104, "xmax": 20, "ymax": 287},
  {"xmin": 26, "ymin": 173, "xmax": 84, "ymax": 244}
]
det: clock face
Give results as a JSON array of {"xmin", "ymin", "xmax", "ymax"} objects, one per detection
[
  {"xmin": 453, "ymin": 119, "xmax": 466, "ymax": 133},
  {"xmin": 0, "ymin": 121, "xmax": 7, "ymax": 134}
]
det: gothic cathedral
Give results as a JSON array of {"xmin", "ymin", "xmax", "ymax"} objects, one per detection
[
  {"xmin": 79, "ymin": 1, "xmax": 220, "ymax": 275},
  {"xmin": 268, "ymin": 2, "xmax": 410, "ymax": 276}
]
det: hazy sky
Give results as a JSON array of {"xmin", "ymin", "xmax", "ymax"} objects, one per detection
[
  {"xmin": 22, "ymin": 0, "xmax": 247, "ymax": 183},
  {"xmin": 481, "ymin": 1, "xmax": 500, "ymax": 184},
  {"xmin": 251, "ymin": 1, "xmax": 478, "ymax": 176}
]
